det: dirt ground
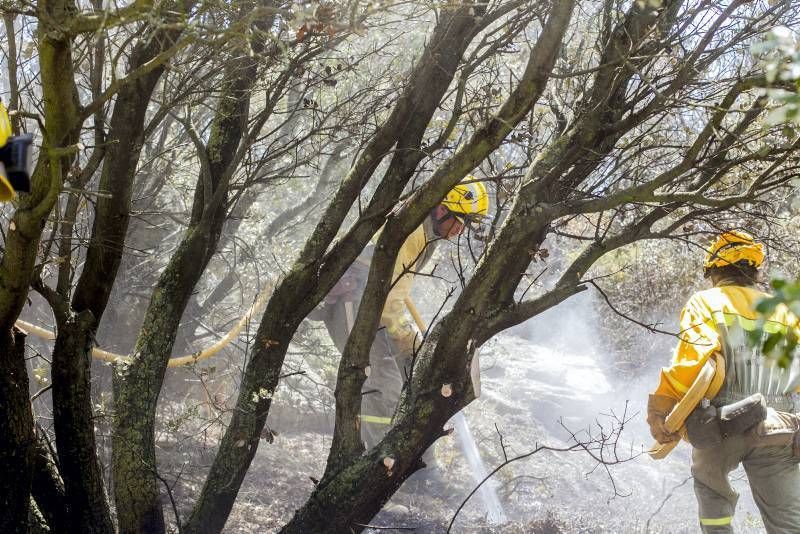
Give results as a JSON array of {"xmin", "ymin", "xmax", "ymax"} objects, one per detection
[{"xmin": 161, "ymin": 328, "xmax": 768, "ymax": 533}]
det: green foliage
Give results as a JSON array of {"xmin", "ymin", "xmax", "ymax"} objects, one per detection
[
  {"xmin": 756, "ymin": 278, "xmax": 800, "ymax": 317},
  {"xmin": 748, "ymin": 278, "xmax": 800, "ymax": 367}
]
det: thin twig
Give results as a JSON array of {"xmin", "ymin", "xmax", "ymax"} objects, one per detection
[
  {"xmin": 154, "ymin": 465, "xmax": 184, "ymax": 533},
  {"xmin": 589, "ymin": 280, "xmax": 679, "ymax": 338},
  {"xmin": 448, "ymin": 407, "xmax": 639, "ymax": 532},
  {"xmin": 447, "ymin": 441, "xmax": 582, "ymax": 532},
  {"xmin": 352, "ymin": 523, "xmax": 416, "ymax": 531},
  {"xmin": 645, "ymin": 475, "xmax": 693, "ymax": 531},
  {"xmin": 31, "ymin": 385, "xmax": 52, "ymax": 403}
]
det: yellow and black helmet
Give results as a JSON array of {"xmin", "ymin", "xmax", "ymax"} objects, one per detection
[
  {"xmin": 704, "ymin": 230, "xmax": 765, "ymax": 271},
  {"xmin": 441, "ymin": 179, "xmax": 489, "ymax": 218}
]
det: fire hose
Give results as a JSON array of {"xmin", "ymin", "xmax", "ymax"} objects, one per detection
[
  {"xmin": 15, "ymin": 283, "xmax": 273, "ymax": 368},
  {"xmin": 649, "ymin": 352, "xmax": 725, "ymax": 460}
]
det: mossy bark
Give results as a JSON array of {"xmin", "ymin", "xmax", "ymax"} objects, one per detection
[
  {"xmin": 112, "ymin": 28, "xmax": 269, "ymax": 531},
  {"xmin": 112, "ymin": 226, "xmax": 222, "ymax": 534},
  {"xmin": 0, "ymin": 329, "xmax": 36, "ymax": 533},
  {"xmin": 51, "ymin": 311, "xmax": 114, "ymax": 533},
  {"xmin": 43, "ymin": 22, "xmax": 186, "ymax": 534},
  {"xmin": 184, "ymin": 8, "xmax": 484, "ymax": 532},
  {"xmin": 0, "ymin": 0, "xmax": 81, "ymax": 524}
]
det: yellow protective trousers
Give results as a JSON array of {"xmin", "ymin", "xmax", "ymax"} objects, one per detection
[{"xmin": 691, "ymin": 409, "xmax": 800, "ymax": 533}]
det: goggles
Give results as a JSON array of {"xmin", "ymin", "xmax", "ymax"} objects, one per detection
[{"xmin": 435, "ymin": 209, "xmax": 484, "ymax": 235}]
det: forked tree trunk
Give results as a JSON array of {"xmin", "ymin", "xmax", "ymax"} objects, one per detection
[
  {"xmin": 184, "ymin": 8, "xmax": 485, "ymax": 531},
  {"xmin": 45, "ymin": 22, "xmax": 188, "ymax": 534},
  {"xmin": 112, "ymin": 16, "xmax": 276, "ymax": 528}
]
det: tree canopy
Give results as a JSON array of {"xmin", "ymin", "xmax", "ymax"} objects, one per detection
[{"xmin": 1, "ymin": 0, "xmax": 799, "ymax": 532}]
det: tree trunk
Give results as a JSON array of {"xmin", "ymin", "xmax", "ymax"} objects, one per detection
[
  {"xmin": 0, "ymin": 329, "xmax": 36, "ymax": 533},
  {"xmin": 30, "ymin": 433, "xmax": 70, "ymax": 533},
  {"xmin": 51, "ymin": 312, "xmax": 114, "ymax": 533},
  {"xmin": 184, "ymin": 7, "xmax": 485, "ymax": 531},
  {"xmin": 282, "ymin": 326, "xmax": 461, "ymax": 533},
  {"xmin": 42, "ymin": 21, "xmax": 187, "ymax": 534},
  {"xmin": 278, "ymin": 1, "xmax": 584, "ymax": 527},
  {"xmin": 0, "ymin": 0, "xmax": 81, "ymax": 525},
  {"xmin": 112, "ymin": 227, "xmax": 222, "ymax": 534},
  {"xmin": 112, "ymin": 22, "xmax": 273, "ymax": 529}
]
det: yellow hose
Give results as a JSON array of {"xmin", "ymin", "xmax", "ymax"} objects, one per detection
[
  {"xmin": 15, "ymin": 283, "xmax": 272, "ymax": 368},
  {"xmin": 649, "ymin": 352, "xmax": 725, "ymax": 460},
  {"xmin": 404, "ymin": 296, "xmax": 427, "ymax": 332}
]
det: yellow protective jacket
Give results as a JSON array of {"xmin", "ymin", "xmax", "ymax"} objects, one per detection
[
  {"xmin": 379, "ymin": 221, "xmax": 436, "ymax": 355},
  {"xmin": 655, "ymin": 285, "xmax": 799, "ymax": 401}
]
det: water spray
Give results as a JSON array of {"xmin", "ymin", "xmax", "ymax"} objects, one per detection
[{"xmin": 405, "ymin": 297, "xmax": 508, "ymax": 525}]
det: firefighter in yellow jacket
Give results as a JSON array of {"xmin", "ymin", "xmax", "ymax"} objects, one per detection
[
  {"xmin": 315, "ymin": 181, "xmax": 489, "ymax": 449},
  {"xmin": 0, "ymin": 100, "xmax": 34, "ymax": 200},
  {"xmin": 648, "ymin": 231, "xmax": 800, "ymax": 533}
]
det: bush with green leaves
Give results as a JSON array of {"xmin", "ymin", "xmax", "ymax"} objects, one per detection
[{"xmin": 749, "ymin": 279, "xmax": 800, "ymax": 368}]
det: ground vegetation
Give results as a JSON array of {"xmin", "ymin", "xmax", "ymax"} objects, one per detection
[{"xmin": 1, "ymin": 0, "xmax": 799, "ymax": 531}]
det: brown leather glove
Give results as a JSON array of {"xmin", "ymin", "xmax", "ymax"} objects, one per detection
[{"xmin": 647, "ymin": 394, "xmax": 680, "ymax": 444}]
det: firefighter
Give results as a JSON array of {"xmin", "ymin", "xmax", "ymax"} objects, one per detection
[
  {"xmin": 315, "ymin": 181, "xmax": 489, "ymax": 448},
  {"xmin": 648, "ymin": 231, "xmax": 800, "ymax": 533},
  {"xmin": 0, "ymin": 100, "xmax": 33, "ymax": 201}
]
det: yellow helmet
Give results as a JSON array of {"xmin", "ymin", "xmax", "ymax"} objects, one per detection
[
  {"xmin": 704, "ymin": 230, "xmax": 765, "ymax": 271},
  {"xmin": 0, "ymin": 102, "xmax": 14, "ymax": 201},
  {"xmin": 441, "ymin": 179, "xmax": 489, "ymax": 218}
]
